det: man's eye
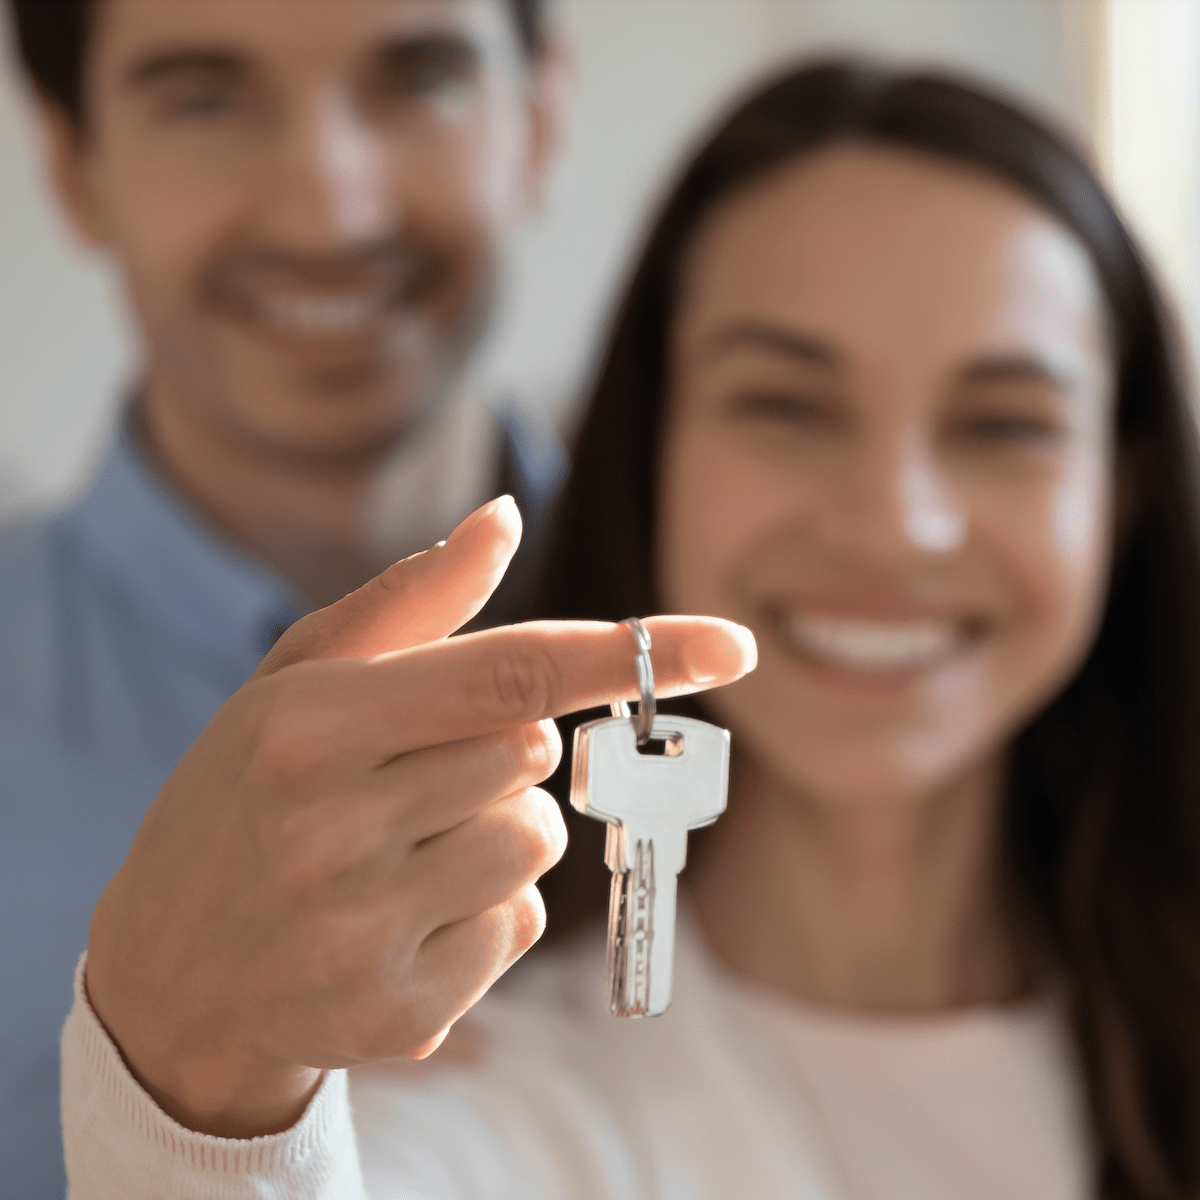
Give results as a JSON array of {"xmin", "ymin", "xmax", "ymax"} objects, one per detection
[
  {"xmin": 158, "ymin": 85, "xmax": 243, "ymax": 121},
  {"xmin": 729, "ymin": 391, "xmax": 839, "ymax": 428}
]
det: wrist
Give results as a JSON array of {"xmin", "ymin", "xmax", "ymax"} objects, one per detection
[
  {"xmin": 85, "ymin": 877, "xmax": 323, "ymax": 1138},
  {"xmin": 82, "ymin": 959, "xmax": 323, "ymax": 1136}
]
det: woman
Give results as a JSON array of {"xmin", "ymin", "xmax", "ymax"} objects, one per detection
[
  {"xmin": 62, "ymin": 60, "xmax": 1200, "ymax": 1200},
  {"xmin": 537, "ymin": 59, "xmax": 1200, "ymax": 1200}
]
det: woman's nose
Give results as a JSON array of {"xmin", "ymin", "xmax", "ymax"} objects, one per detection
[
  {"xmin": 900, "ymin": 451, "xmax": 967, "ymax": 553},
  {"xmin": 265, "ymin": 90, "xmax": 395, "ymax": 251},
  {"xmin": 822, "ymin": 436, "xmax": 968, "ymax": 565}
]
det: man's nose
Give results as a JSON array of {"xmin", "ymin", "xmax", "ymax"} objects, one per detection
[
  {"xmin": 265, "ymin": 90, "xmax": 395, "ymax": 251},
  {"xmin": 821, "ymin": 434, "xmax": 967, "ymax": 566}
]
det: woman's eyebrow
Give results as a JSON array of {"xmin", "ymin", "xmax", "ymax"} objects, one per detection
[
  {"xmin": 958, "ymin": 353, "xmax": 1077, "ymax": 389},
  {"xmin": 697, "ymin": 321, "xmax": 843, "ymax": 369}
]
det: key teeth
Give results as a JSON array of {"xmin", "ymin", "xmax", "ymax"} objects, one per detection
[{"xmin": 607, "ymin": 837, "xmax": 656, "ymax": 1017}]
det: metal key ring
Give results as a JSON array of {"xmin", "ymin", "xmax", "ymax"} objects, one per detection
[{"xmin": 608, "ymin": 617, "xmax": 655, "ymax": 744}]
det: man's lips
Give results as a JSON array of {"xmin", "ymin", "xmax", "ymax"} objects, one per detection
[
  {"xmin": 202, "ymin": 246, "xmax": 450, "ymax": 343},
  {"xmin": 250, "ymin": 290, "xmax": 386, "ymax": 339}
]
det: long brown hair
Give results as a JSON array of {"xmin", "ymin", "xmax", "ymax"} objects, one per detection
[{"xmin": 538, "ymin": 60, "xmax": 1200, "ymax": 1200}]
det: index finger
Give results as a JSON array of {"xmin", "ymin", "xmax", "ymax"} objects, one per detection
[{"xmin": 308, "ymin": 617, "xmax": 757, "ymax": 759}]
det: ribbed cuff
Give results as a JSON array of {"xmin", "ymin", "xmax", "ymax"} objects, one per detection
[{"xmin": 62, "ymin": 953, "xmax": 364, "ymax": 1199}]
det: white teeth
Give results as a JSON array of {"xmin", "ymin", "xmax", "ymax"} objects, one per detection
[
  {"xmin": 257, "ymin": 292, "xmax": 380, "ymax": 336},
  {"xmin": 781, "ymin": 614, "xmax": 959, "ymax": 671}
]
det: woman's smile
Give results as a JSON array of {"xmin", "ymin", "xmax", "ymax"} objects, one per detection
[{"xmin": 769, "ymin": 607, "xmax": 980, "ymax": 677}]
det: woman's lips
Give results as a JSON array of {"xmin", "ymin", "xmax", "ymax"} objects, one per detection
[{"xmin": 773, "ymin": 609, "xmax": 979, "ymax": 673}]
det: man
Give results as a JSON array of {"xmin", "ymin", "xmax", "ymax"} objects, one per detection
[{"xmin": 0, "ymin": 1, "xmax": 566, "ymax": 1192}]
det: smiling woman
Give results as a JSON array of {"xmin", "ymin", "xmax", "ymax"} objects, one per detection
[{"xmin": 538, "ymin": 60, "xmax": 1200, "ymax": 1200}]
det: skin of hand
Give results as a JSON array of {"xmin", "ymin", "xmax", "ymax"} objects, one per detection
[{"xmin": 84, "ymin": 495, "xmax": 756, "ymax": 1139}]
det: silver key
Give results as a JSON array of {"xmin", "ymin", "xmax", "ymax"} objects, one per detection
[{"xmin": 570, "ymin": 619, "xmax": 730, "ymax": 1017}]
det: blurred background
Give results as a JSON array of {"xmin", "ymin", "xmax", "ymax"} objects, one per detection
[{"xmin": 1, "ymin": 0, "xmax": 1196, "ymax": 521}]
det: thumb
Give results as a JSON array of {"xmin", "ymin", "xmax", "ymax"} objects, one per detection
[{"xmin": 256, "ymin": 495, "xmax": 522, "ymax": 676}]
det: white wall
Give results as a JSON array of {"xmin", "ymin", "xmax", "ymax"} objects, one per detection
[
  {"xmin": 0, "ymin": 1, "xmax": 1093, "ymax": 518},
  {"xmin": 1102, "ymin": 0, "xmax": 1200, "ymax": 380}
]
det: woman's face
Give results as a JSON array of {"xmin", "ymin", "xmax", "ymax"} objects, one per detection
[{"xmin": 658, "ymin": 145, "xmax": 1115, "ymax": 805}]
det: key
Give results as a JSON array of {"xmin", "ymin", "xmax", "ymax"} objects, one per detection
[{"xmin": 571, "ymin": 712, "xmax": 730, "ymax": 1016}]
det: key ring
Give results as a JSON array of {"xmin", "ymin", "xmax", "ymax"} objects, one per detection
[{"xmin": 609, "ymin": 617, "xmax": 655, "ymax": 745}]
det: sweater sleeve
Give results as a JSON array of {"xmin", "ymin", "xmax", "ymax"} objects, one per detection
[{"xmin": 61, "ymin": 954, "xmax": 375, "ymax": 1200}]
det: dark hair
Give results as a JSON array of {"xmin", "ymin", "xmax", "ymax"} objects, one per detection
[
  {"xmin": 538, "ymin": 59, "xmax": 1200, "ymax": 1200},
  {"xmin": 8, "ymin": 0, "xmax": 547, "ymax": 127}
]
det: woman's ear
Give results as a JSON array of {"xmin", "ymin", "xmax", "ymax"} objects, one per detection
[{"xmin": 31, "ymin": 94, "xmax": 111, "ymax": 250}]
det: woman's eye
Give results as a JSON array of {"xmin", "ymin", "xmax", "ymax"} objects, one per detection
[
  {"xmin": 387, "ymin": 67, "xmax": 469, "ymax": 99},
  {"xmin": 374, "ymin": 52, "xmax": 478, "ymax": 106},
  {"xmin": 954, "ymin": 412, "xmax": 1066, "ymax": 447}
]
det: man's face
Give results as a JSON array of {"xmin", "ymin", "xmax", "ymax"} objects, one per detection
[{"xmin": 54, "ymin": 0, "xmax": 555, "ymax": 461}]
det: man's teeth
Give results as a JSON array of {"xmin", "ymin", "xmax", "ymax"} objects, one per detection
[
  {"xmin": 257, "ymin": 293, "xmax": 380, "ymax": 336},
  {"xmin": 781, "ymin": 615, "xmax": 959, "ymax": 671}
]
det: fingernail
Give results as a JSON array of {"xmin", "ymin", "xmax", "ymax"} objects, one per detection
[
  {"xmin": 492, "ymin": 494, "xmax": 520, "ymax": 533},
  {"xmin": 684, "ymin": 622, "xmax": 757, "ymax": 684}
]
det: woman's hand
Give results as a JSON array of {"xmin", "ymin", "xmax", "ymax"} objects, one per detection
[{"xmin": 83, "ymin": 496, "xmax": 756, "ymax": 1139}]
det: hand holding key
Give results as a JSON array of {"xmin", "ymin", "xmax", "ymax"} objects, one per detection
[{"xmin": 84, "ymin": 498, "xmax": 756, "ymax": 1141}]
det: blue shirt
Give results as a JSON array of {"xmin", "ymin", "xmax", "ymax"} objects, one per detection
[
  {"xmin": 0, "ymin": 409, "xmax": 564, "ymax": 1197},
  {"xmin": 0, "ymin": 418, "xmax": 311, "ymax": 1196}
]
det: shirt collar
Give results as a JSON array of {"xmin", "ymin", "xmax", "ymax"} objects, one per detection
[{"xmin": 73, "ymin": 410, "xmax": 312, "ymax": 661}]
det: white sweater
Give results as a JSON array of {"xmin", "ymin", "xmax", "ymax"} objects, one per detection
[{"xmin": 61, "ymin": 919, "xmax": 1093, "ymax": 1200}]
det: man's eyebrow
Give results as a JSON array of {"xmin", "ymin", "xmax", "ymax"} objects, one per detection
[
  {"xmin": 123, "ymin": 49, "xmax": 248, "ymax": 90},
  {"xmin": 372, "ymin": 31, "xmax": 483, "ymax": 72},
  {"xmin": 698, "ymin": 321, "xmax": 844, "ymax": 369},
  {"xmin": 959, "ymin": 353, "xmax": 1076, "ymax": 389}
]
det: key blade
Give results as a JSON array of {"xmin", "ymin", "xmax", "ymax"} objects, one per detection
[
  {"xmin": 607, "ymin": 824, "xmax": 685, "ymax": 1017},
  {"xmin": 607, "ymin": 831, "xmax": 656, "ymax": 1016}
]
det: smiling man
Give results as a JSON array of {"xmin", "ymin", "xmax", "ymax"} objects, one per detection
[{"xmin": 0, "ymin": 1, "xmax": 565, "ymax": 1191}]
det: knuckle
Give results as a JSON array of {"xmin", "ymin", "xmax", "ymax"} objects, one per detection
[
  {"xmin": 507, "ymin": 884, "xmax": 548, "ymax": 955},
  {"xmin": 505, "ymin": 721, "xmax": 560, "ymax": 783},
  {"xmin": 510, "ymin": 788, "xmax": 567, "ymax": 875},
  {"xmin": 247, "ymin": 672, "xmax": 333, "ymax": 783},
  {"xmin": 302, "ymin": 915, "xmax": 422, "ymax": 1060},
  {"xmin": 488, "ymin": 643, "xmax": 558, "ymax": 722},
  {"xmin": 368, "ymin": 559, "xmax": 412, "ymax": 602},
  {"xmin": 256, "ymin": 803, "xmax": 333, "ymax": 893},
  {"xmin": 255, "ymin": 616, "xmax": 310, "ymax": 675},
  {"xmin": 251, "ymin": 705, "xmax": 310, "ymax": 777}
]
